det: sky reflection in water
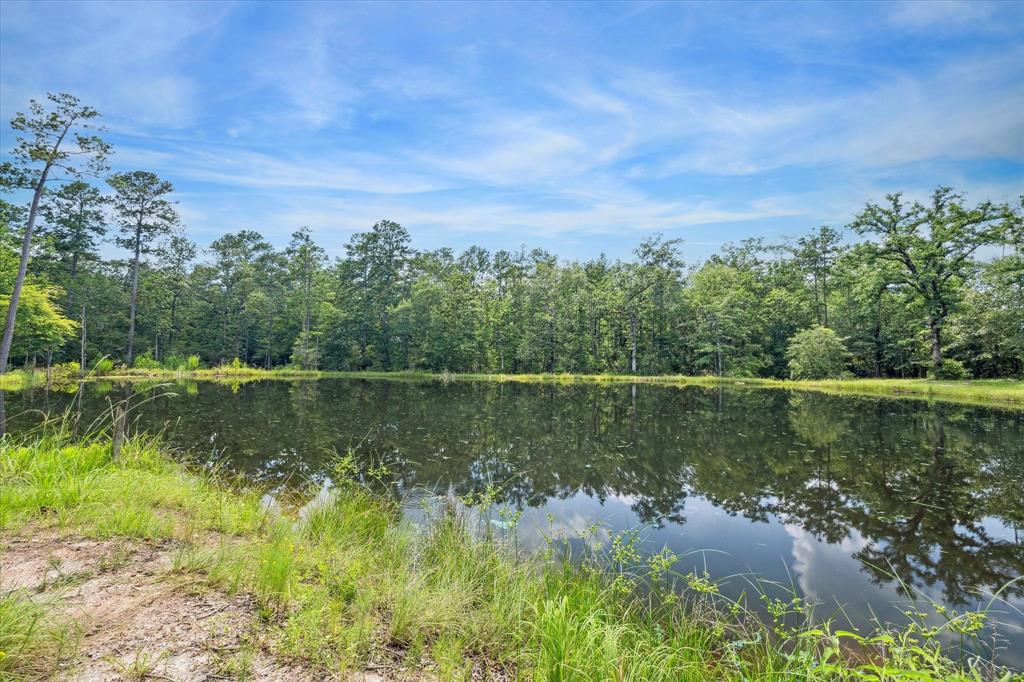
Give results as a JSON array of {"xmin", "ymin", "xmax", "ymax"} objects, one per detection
[{"xmin": 3, "ymin": 379, "xmax": 1022, "ymax": 667}]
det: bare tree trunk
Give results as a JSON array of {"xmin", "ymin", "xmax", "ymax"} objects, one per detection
[
  {"xmin": 0, "ymin": 164, "xmax": 52, "ymax": 373},
  {"xmin": 381, "ymin": 310, "xmax": 391, "ymax": 370},
  {"xmin": 629, "ymin": 311, "xmax": 638, "ymax": 374},
  {"xmin": 66, "ymin": 251, "xmax": 80, "ymax": 311},
  {"xmin": 589, "ymin": 305, "xmax": 598, "ymax": 369},
  {"xmin": 929, "ymin": 320, "xmax": 943, "ymax": 374},
  {"xmin": 872, "ymin": 318, "xmax": 882, "ymax": 378},
  {"xmin": 168, "ymin": 292, "xmax": 178, "ymax": 352},
  {"xmin": 547, "ymin": 317, "xmax": 555, "ymax": 372},
  {"xmin": 80, "ymin": 305, "xmax": 87, "ymax": 374},
  {"xmin": 265, "ymin": 313, "xmax": 273, "ymax": 368},
  {"xmin": 822, "ymin": 274, "xmax": 829, "ymax": 328},
  {"xmin": 126, "ymin": 226, "xmax": 142, "ymax": 366}
]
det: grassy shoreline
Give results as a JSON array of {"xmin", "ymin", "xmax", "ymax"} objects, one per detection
[
  {"xmin": 2, "ymin": 431, "xmax": 1017, "ymax": 680},
  {"xmin": 3, "ymin": 366, "xmax": 1022, "ymax": 408}
]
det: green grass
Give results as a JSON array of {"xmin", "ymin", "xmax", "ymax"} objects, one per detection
[
  {"xmin": 7, "ymin": 364, "xmax": 1021, "ymax": 408},
  {"xmin": 332, "ymin": 372, "xmax": 1024, "ymax": 407},
  {"xmin": 1, "ymin": 429, "xmax": 1017, "ymax": 680},
  {"xmin": 5, "ymin": 360, "xmax": 1021, "ymax": 408},
  {"xmin": 0, "ymin": 588, "xmax": 79, "ymax": 678}
]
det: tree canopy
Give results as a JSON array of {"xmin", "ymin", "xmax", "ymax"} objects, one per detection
[{"xmin": 1, "ymin": 97, "xmax": 1021, "ymax": 378}]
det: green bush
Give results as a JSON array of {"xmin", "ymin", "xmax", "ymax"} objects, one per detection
[
  {"xmin": 786, "ymin": 326, "xmax": 850, "ymax": 380},
  {"xmin": 933, "ymin": 358, "xmax": 972, "ymax": 380},
  {"xmin": 162, "ymin": 354, "xmax": 184, "ymax": 370},
  {"xmin": 133, "ymin": 353, "xmax": 163, "ymax": 370},
  {"xmin": 159, "ymin": 354, "xmax": 201, "ymax": 372},
  {"xmin": 92, "ymin": 358, "xmax": 114, "ymax": 375},
  {"xmin": 46, "ymin": 362, "xmax": 80, "ymax": 383}
]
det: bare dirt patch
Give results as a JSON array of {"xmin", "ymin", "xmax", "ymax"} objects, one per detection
[{"xmin": 0, "ymin": 530, "xmax": 324, "ymax": 681}]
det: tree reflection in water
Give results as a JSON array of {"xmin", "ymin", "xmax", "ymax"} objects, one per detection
[{"xmin": 4, "ymin": 380, "xmax": 1023, "ymax": 610}]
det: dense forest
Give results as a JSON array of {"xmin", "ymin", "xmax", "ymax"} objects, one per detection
[{"xmin": 3, "ymin": 94, "xmax": 1023, "ymax": 379}]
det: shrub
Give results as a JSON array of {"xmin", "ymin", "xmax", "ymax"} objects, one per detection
[
  {"xmin": 133, "ymin": 353, "xmax": 162, "ymax": 370},
  {"xmin": 786, "ymin": 326, "xmax": 850, "ymax": 380},
  {"xmin": 185, "ymin": 354, "xmax": 201, "ymax": 370},
  {"xmin": 46, "ymin": 362, "xmax": 80, "ymax": 383},
  {"xmin": 92, "ymin": 358, "xmax": 114, "ymax": 375},
  {"xmin": 933, "ymin": 358, "xmax": 972, "ymax": 380},
  {"xmin": 162, "ymin": 354, "xmax": 185, "ymax": 370}
]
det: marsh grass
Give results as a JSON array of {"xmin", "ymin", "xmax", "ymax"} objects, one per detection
[
  {"xmin": 15, "ymin": 366, "xmax": 1020, "ymax": 408},
  {"xmin": 1, "ymin": 405, "xmax": 1019, "ymax": 680},
  {"xmin": 0, "ymin": 369, "xmax": 40, "ymax": 391}
]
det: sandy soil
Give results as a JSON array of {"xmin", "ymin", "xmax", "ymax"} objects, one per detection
[{"xmin": 0, "ymin": 531, "xmax": 395, "ymax": 681}]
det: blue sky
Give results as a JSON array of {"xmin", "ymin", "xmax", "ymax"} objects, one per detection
[{"xmin": 1, "ymin": 0, "xmax": 1022, "ymax": 261}]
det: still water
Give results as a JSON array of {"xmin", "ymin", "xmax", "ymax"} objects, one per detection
[{"xmin": 3, "ymin": 379, "xmax": 1023, "ymax": 666}]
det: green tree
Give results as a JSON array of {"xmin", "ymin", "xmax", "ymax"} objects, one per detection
[
  {"xmin": 148, "ymin": 234, "xmax": 197, "ymax": 358},
  {"xmin": 0, "ymin": 92, "xmax": 109, "ymax": 373},
  {"xmin": 786, "ymin": 326, "xmax": 849, "ymax": 379},
  {"xmin": 684, "ymin": 261, "xmax": 767, "ymax": 376},
  {"xmin": 345, "ymin": 220, "xmax": 412, "ymax": 369},
  {"xmin": 202, "ymin": 230, "xmax": 271, "ymax": 363},
  {"xmin": 850, "ymin": 188, "xmax": 1007, "ymax": 376},
  {"xmin": 285, "ymin": 227, "xmax": 327, "ymax": 369},
  {"xmin": 108, "ymin": 171, "xmax": 179, "ymax": 365},
  {"xmin": 793, "ymin": 226, "xmax": 845, "ymax": 327},
  {"xmin": 1, "ymin": 238, "xmax": 77, "ymax": 364},
  {"xmin": 616, "ymin": 235, "xmax": 682, "ymax": 374},
  {"xmin": 39, "ymin": 180, "xmax": 108, "ymax": 306}
]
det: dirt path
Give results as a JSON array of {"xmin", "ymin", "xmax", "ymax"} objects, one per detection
[{"xmin": 0, "ymin": 531, "xmax": 390, "ymax": 681}]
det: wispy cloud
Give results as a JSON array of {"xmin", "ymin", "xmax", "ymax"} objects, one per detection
[
  {"xmin": 2, "ymin": 0, "xmax": 1021, "ymax": 259},
  {"xmin": 0, "ymin": 1, "xmax": 231, "ymax": 128}
]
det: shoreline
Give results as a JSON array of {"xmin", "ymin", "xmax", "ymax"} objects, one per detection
[
  {"xmin": 3, "ymin": 367, "xmax": 1023, "ymax": 408},
  {"xmin": 1, "ymin": 432, "xmax": 1012, "ymax": 680}
]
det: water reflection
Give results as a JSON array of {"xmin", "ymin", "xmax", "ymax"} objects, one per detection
[{"xmin": 3, "ymin": 379, "xmax": 1023, "ymax": 663}]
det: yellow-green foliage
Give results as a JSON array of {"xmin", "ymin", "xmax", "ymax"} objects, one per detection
[
  {"xmin": 6, "ymin": 368, "xmax": 1020, "ymax": 408},
  {"xmin": 0, "ymin": 282, "xmax": 78, "ymax": 359},
  {"xmin": 0, "ymin": 433, "xmax": 1014, "ymax": 680}
]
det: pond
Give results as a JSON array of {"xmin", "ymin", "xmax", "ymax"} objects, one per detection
[{"xmin": 3, "ymin": 378, "xmax": 1023, "ymax": 668}]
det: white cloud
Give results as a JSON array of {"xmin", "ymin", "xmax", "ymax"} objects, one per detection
[
  {"xmin": 4, "ymin": 1, "xmax": 1019, "ymax": 257},
  {"xmin": 258, "ymin": 191, "xmax": 802, "ymax": 248},
  {"xmin": 113, "ymin": 142, "xmax": 449, "ymax": 195},
  {"xmin": 887, "ymin": 1, "xmax": 998, "ymax": 29},
  {"xmin": 0, "ymin": 1, "xmax": 231, "ymax": 128},
  {"xmin": 616, "ymin": 48, "xmax": 1024, "ymax": 178}
]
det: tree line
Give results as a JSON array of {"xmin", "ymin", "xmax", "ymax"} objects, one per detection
[{"xmin": 2, "ymin": 93, "xmax": 1022, "ymax": 379}]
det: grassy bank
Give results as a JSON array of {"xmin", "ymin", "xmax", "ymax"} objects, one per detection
[
  {"xmin": 1, "ymin": 431, "xmax": 1015, "ymax": 680},
  {"xmin": 9, "ymin": 365, "xmax": 1020, "ymax": 408},
  {"xmin": 334, "ymin": 372, "xmax": 1024, "ymax": 408}
]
